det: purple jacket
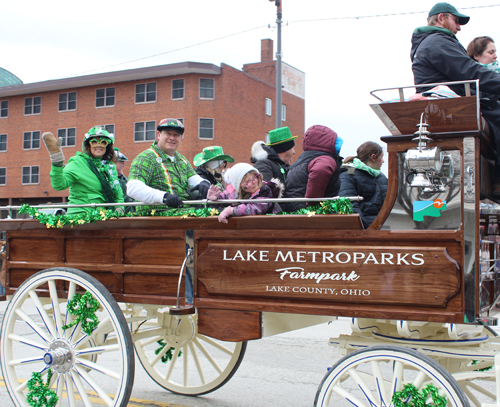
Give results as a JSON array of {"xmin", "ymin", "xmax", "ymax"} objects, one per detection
[{"xmin": 218, "ymin": 180, "xmax": 283, "ymax": 216}]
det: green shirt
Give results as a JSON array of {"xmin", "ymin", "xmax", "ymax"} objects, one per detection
[{"xmin": 129, "ymin": 143, "xmax": 197, "ymax": 213}]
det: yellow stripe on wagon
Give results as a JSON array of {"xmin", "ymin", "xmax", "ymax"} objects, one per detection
[{"xmin": 0, "ymin": 375, "xmax": 187, "ymax": 407}]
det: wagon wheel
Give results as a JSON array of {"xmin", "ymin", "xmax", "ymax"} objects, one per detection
[
  {"xmin": 0, "ymin": 267, "xmax": 134, "ymax": 407},
  {"xmin": 314, "ymin": 345, "xmax": 469, "ymax": 407},
  {"xmin": 446, "ymin": 325, "xmax": 498, "ymax": 407},
  {"xmin": 131, "ymin": 311, "xmax": 246, "ymax": 395}
]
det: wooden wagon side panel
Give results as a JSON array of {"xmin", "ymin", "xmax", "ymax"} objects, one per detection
[{"xmin": 195, "ymin": 229, "xmax": 465, "ymax": 324}]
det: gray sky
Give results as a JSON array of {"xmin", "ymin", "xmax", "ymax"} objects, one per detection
[{"xmin": 3, "ymin": 0, "xmax": 500, "ymax": 174}]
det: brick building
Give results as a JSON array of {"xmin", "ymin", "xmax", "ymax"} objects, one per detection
[{"xmin": 0, "ymin": 39, "xmax": 305, "ymax": 212}]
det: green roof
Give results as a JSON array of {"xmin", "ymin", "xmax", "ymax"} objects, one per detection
[{"xmin": 0, "ymin": 68, "xmax": 23, "ymax": 87}]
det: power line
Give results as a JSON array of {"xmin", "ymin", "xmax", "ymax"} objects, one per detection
[
  {"xmin": 67, "ymin": 24, "xmax": 268, "ymax": 77},
  {"xmin": 65, "ymin": 4, "xmax": 500, "ymax": 78}
]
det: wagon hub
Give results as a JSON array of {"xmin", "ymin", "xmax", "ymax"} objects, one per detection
[{"xmin": 44, "ymin": 340, "xmax": 74, "ymax": 373}]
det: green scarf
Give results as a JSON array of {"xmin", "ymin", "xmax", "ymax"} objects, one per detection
[
  {"xmin": 350, "ymin": 158, "xmax": 381, "ymax": 178},
  {"xmin": 83, "ymin": 155, "xmax": 118, "ymax": 203}
]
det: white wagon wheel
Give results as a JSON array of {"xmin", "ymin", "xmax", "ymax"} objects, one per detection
[
  {"xmin": 445, "ymin": 325, "xmax": 498, "ymax": 407},
  {"xmin": 131, "ymin": 311, "xmax": 246, "ymax": 395},
  {"xmin": 314, "ymin": 345, "xmax": 469, "ymax": 407},
  {"xmin": 0, "ymin": 267, "xmax": 134, "ymax": 407}
]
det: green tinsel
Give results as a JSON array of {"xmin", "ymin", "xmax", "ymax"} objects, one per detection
[
  {"xmin": 19, "ymin": 198, "xmax": 353, "ymax": 228},
  {"xmin": 471, "ymin": 359, "xmax": 493, "ymax": 371},
  {"xmin": 155, "ymin": 339, "xmax": 182, "ymax": 363},
  {"xmin": 392, "ymin": 383, "xmax": 447, "ymax": 407},
  {"xmin": 26, "ymin": 369, "xmax": 58, "ymax": 407},
  {"xmin": 62, "ymin": 291, "xmax": 100, "ymax": 336}
]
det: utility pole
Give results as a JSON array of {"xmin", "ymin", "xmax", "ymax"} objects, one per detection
[{"xmin": 270, "ymin": 0, "xmax": 282, "ymax": 128}]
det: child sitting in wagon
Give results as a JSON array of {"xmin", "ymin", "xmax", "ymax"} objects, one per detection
[{"xmin": 207, "ymin": 163, "xmax": 283, "ymax": 223}]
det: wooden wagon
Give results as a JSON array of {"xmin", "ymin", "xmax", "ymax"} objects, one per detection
[{"xmin": 1, "ymin": 80, "xmax": 498, "ymax": 407}]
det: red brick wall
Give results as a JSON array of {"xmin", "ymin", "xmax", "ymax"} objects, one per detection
[{"xmin": 0, "ymin": 65, "xmax": 304, "ymax": 204}]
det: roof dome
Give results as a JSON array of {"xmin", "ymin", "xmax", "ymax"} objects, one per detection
[{"xmin": 0, "ymin": 68, "xmax": 23, "ymax": 87}]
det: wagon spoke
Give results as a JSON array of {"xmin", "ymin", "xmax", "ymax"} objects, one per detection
[
  {"xmin": 15, "ymin": 308, "xmax": 51, "ymax": 343},
  {"xmin": 28, "ymin": 289, "xmax": 57, "ymax": 340},
  {"xmin": 189, "ymin": 342, "xmax": 207, "ymax": 385},
  {"xmin": 75, "ymin": 365, "xmax": 115, "ymax": 407},
  {"xmin": 66, "ymin": 374, "xmax": 77, "ymax": 407},
  {"xmin": 183, "ymin": 345, "xmax": 189, "ymax": 387},
  {"xmin": 193, "ymin": 337, "xmax": 222, "ymax": 373},
  {"xmin": 71, "ymin": 370, "xmax": 96, "ymax": 407},
  {"xmin": 348, "ymin": 367, "xmax": 378, "ymax": 406},
  {"xmin": 370, "ymin": 360, "xmax": 389, "ymax": 406},
  {"xmin": 75, "ymin": 358, "xmax": 121, "ymax": 380},
  {"xmin": 75, "ymin": 343, "xmax": 120, "ymax": 357},
  {"xmin": 8, "ymin": 333, "xmax": 47, "ymax": 351},
  {"xmin": 8, "ymin": 355, "xmax": 45, "ymax": 366},
  {"xmin": 198, "ymin": 335, "xmax": 234, "ymax": 356},
  {"xmin": 48, "ymin": 280, "xmax": 64, "ymax": 337},
  {"xmin": 165, "ymin": 346, "xmax": 181, "ymax": 381},
  {"xmin": 392, "ymin": 360, "xmax": 404, "ymax": 393}
]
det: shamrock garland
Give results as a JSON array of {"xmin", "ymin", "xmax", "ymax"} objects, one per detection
[
  {"xmin": 62, "ymin": 291, "xmax": 100, "ymax": 336},
  {"xmin": 392, "ymin": 383, "xmax": 447, "ymax": 407},
  {"xmin": 19, "ymin": 197, "xmax": 353, "ymax": 228},
  {"xmin": 26, "ymin": 369, "xmax": 59, "ymax": 407},
  {"xmin": 155, "ymin": 339, "xmax": 182, "ymax": 363}
]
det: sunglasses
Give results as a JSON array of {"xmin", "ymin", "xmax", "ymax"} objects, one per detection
[
  {"xmin": 89, "ymin": 138, "xmax": 110, "ymax": 147},
  {"xmin": 242, "ymin": 173, "xmax": 261, "ymax": 189}
]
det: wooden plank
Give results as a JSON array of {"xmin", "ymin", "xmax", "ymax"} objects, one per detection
[
  {"xmin": 197, "ymin": 243, "xmax": 460, "ymax": 307},
  {"xmin": 197, "ymin": 309, "xmax": 262, "ymax": 341},
  {"xmin": 372, "ymin": 97, "xmax": 479, "ymax": 136}
]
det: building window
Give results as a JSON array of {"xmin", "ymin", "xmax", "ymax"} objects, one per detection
[
  {"xmin": 134, "ymin": 121, "xmax": 156, "ymax": 142},
  {"xmin": 0, "ymin": 168, "xmax": 5, "ymax": 185},
  {"xmin": 57, "ymin": 128, "xmax": 76, "ymax": 147},
  {"xmin": 24, "ymin": 96, "xmax": 42, "ymax": 115},
  {"xmin": 22, "ymin": 166, "xmax": 39, "ymax": 185},
  {"xmin": 265, "ymin": 98, "xmax": 272, "ymax": 116},
  {"xmin": 282, "ymin": 104, "xmax": 287, "ymax": 121},
  {"xmin": 0, "ymin": 101, "xmax": 8, "ymax": 118},
  {"xmin": 199, "ymin": 79, "xmax": 214, "ymax": 99},
  {"xmin": 135, "ymin": 83, "xmax": 157, "ymax": 103},
  {"xmin": 23, "ymin": 131, "xmax": 41, "ymax": 150},
  {"xmin": 59, "ymin": 92, "xmax": 77, "ymax": 111},
  {"xmin": 96, "ymin": 87, "xmax": 115, "ymax": 107},
  {"xmin": 172, "ymin": 79, "xmax": 184, "ymax": 99},
  {"xmin": 99, "ymin": 124, "xmax": 115, "ymax": 135},
  {"xmin": 0, "ymin": 134, "xmax": 6, "ymax": 151},
  {"xmin": 199, "ymin": 118, "xmax": 214, "ymax": 139}
]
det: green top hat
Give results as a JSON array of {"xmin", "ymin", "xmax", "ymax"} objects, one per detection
[
  {"xmin": 193, "ymin": 146, "xmax": 235, "ymax": 167},
  {"xmin": 266, "ymin": 126, "xmax": 297, "ymax": 146}
]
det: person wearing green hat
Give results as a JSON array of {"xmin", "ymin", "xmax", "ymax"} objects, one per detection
[
  {"xmin": 412, "ymin": 2, "xmax": 500, "ymax": 176},
  {"xmin": 193, "ymin": 146, "xmax": 234, "ymax": 188},
  {"xmin": 127, "ymin": 118, "xmax": 212, "ymax": 213},
  {"xmin": 251, "ymin": 126, "xmax": 296, "ymax": 186},
  {"xmin": 42, "ymin": 126, "xmax": 124, "ymax": 215}
]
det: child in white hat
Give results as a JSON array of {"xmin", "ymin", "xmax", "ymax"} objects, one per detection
[{"xmin": 207, "ymin": 163, "xmax": 283, "ymax": 223}]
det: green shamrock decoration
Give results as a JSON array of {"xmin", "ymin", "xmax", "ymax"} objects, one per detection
[
  {"xmin": 19, "ymin": 197, "xmax": 353, "ymax": 228},
  {"xmin": 62, "ymin": 291, "xmax": 100, "ymax": 336},
  {"xmin": 26, "ymin": 369, "xmax": 59, "ymax": 407},
  {"xmin": 392, "ymin": 383, "xmax": 447, "ymax": 407},
  {"xmin": 155, "ymin": 339, "xmax": 182, "ymax": 363}
]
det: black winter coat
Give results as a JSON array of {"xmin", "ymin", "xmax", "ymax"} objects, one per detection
[
  {"xmin": 338, "ymin": 166, "xmax": 388, "ymax": 229},
  {"xmin": 282, "ymin": 151, "xmax": 341, "ymax": 213},
  {"xmin": 411, "ymin": 27, "xmax": 500, "ymax": 171},
  {"xmin": 253, "ymin": 145, "xmax": 289, "ymax": 185},
  {"xmin": 195, "ymin": 166, "xmax": 221, "ymax": 186}
]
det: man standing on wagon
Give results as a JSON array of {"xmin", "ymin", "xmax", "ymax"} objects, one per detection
[
  {"xmin": 127, "ymin": 118, "xmax": 211, "ymax": 212},
  {"xmin": 411, "ymin": 2, "xmax": 500, "ymax": 176}
]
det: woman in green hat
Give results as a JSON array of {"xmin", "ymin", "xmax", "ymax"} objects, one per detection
[
  {"xmin": 193, "ymin": 146, "xmax": 234, "ymax": 188},
  {"xmin": 42, "ymin": 126, "xmax": 125, "ymax": 215}
]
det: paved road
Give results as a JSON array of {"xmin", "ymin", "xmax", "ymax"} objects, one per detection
[{"xmin": 0, "ymin": 298, "xmax": 351, "ymax": 407}]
